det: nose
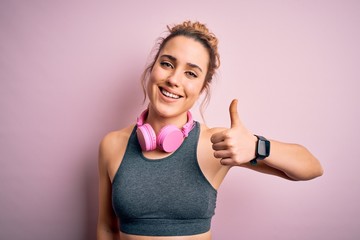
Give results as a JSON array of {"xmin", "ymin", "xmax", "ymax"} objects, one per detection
[{"xmin": 166, "ymin": 70, "xmax": 182, "ymax": 87}]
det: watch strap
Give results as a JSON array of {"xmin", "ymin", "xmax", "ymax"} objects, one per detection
[{"xmin": 250, "ymin": 135, "xmax": 270, "ymax": 165}]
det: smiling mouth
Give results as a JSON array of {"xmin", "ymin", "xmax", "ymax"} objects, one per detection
[{"xmin": 159, "ymin": 87, "xmax": 182, "ymax": 99}]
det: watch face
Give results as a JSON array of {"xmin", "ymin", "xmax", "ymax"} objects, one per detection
[
  {"xmin": 258, "ymin": 141, "xmax": 267, "ymax": 156},
  {"xmin": 257, "ymin": 139, "xmax": 270, "ymax": 158}
]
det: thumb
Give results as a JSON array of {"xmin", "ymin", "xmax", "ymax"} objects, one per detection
[{"xmin": 229, "ymin": 99, "xmax": 241, "ymax": 128}]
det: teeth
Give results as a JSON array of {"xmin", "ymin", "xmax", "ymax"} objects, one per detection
[{"xmin": 161, "ymin": 88, "xmax": 180, "ymax": 99}]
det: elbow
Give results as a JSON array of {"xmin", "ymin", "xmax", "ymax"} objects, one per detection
[
  {"xmin": 303, "ymin": 168, "xmax": 324, "ymax": 181},
  {"xmin": 290, "ymin": 162, "xmax": 324, "ymax": 181},
  {"xmin": 307, "ymin": 155, "xmax": 324, "ymax": 180},
  {"xmin": 317, "ymin": 164, "xmax": 324, "ymax": 177},
  {"xmin": 312, "ymin": 164, "xmax": 324, "ymax": 179},
  {"xmin": 294, "ymin": 146, "xmax": 324, "ymax": 181},
  {"xmin": 288, "ymin": 172, "xmax": 322, "ymax": 181}
]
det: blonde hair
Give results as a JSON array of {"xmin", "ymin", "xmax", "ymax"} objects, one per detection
[{"xmin": 141, "ymin": 21, "xmax": 220, "ymax": 118}]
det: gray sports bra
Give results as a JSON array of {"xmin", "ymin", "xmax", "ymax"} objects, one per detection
[{"xmin": 112, "ymin": 122, "xmax": 217, "ymax": 236}]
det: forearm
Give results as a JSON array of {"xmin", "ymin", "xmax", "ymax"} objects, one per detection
[{"xmin": 263, "ymin": 140, "xmax": 323, "ymax": 181}]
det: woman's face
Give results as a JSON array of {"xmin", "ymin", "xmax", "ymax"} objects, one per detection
[{"xmin": 147, "ymin": 35, "xmax": 209, "ymax": 119}]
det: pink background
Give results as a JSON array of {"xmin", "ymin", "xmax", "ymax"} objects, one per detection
[{"xmin": 1, "ymin": 0, "xmax": 359, "ymax": 239}]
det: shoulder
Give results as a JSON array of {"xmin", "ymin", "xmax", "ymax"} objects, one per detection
[
  {"xmin": 197, "ymin": 123, "xmax": 227, "ymax": 156},
  {"xmin": 198, "ymin": 123, "xmax": 226, "ymax": 139},
  {"xmin": 196, "ymin": 123, "xmax": 231, "ymax": 189},
  {"xmin": 99, "ymin": 125, "xmax": 135, "ymax": 166}
]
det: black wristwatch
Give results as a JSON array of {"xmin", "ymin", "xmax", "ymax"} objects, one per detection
[{"xmin": 250, "ymin": 135, "xmax": 271, "ymax": 165}]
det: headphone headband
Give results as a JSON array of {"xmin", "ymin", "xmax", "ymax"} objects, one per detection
[{"xmin": 137, "ymin": 109, "xmax": 194, "ymax": 136}]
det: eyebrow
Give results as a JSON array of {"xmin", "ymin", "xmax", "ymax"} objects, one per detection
[{"xmin": 160, "ymin": 54, "xmax": 203, "ymax": 72}]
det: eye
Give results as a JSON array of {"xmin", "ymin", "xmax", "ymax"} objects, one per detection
[
  {"xmin": 160, "ymin": 61, "xmax": 174, "ymax": 69},
  {"xmin": 186, "ymin": 71, "xmax": 198, "ymax": 78}
]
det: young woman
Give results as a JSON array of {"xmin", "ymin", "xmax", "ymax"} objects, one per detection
[{"xmin": 97, "ymin": 21, "xmax": 323, "ymax": 240}]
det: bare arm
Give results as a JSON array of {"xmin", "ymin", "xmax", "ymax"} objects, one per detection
[
  {"xmin": 241, "ymin": 140, "xmax": 323, "ymax": 180},
  {"xmin": 211, "ymin": 99, "xmax": 323, "ymax": 181},
  {"xmin": 97, "ymin": 135, "xmax": 120, "ymax": 240}
]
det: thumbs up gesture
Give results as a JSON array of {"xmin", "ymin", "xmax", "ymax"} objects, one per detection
[{"xmin": 211, "ymin": 99, "xmax": 258, "ymax": 166}]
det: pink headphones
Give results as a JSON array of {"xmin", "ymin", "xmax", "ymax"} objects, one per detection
[{"xmin": 136, "ymin": 109, "xmax": 194, "ymax": 153}]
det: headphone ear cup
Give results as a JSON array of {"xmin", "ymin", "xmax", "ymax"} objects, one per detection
[
  {"xmin": 136, "ymin": 123, "xmax": 157, "ymax": 151},
  {"xmin": 157, "ymin": 125, "xmax": 184, "ymax": 153}
]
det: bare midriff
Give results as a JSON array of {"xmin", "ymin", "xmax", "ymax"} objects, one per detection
[{"xmin": 119, "ymin": 231, "xmax": 212, "ymax": 240}]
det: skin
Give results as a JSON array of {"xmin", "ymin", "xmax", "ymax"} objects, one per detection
[{"xmin": 97, "ymin": 36, "xmax": 324, "ymax": 240}]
